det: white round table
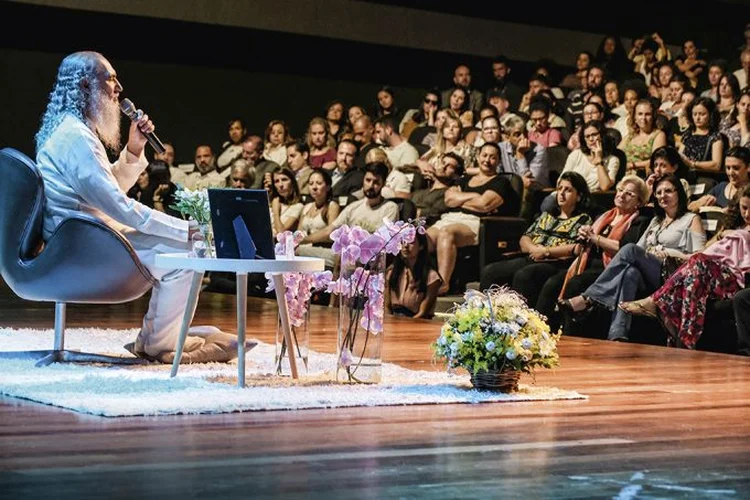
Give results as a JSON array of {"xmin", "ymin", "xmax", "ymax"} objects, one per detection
[{"xmin": 155, "ymin": 253, "xmax": 325, "ymax": 387}]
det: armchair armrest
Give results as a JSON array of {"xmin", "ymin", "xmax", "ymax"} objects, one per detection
[{"xmin": 479, "ymin": 216, "xmax": 530, "ymax": 271}]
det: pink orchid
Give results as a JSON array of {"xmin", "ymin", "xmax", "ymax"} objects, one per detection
[
  {"xmin": 359, "ymin": 234, "xmax": 387, "ymax": 264},
  {"xmin": 339, "ymin": 347, "xmax": 354, "ymax": 368}
]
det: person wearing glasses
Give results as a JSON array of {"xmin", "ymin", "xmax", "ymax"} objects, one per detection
[
  {"xmin": 559, "ymin": 175, "xmax": 705, "ymax": 342},
  {"xmin": 399, "ymin": 89, "xmax": 440, "ymax": 140},
  {"xmin": 540, "ymin": 119, "xmax": 621, "ymax": 214},
  {"xmin": 498, "ymin": 115, "xmax": 549, "ymax": 186},
  {"xmin": 527, "ymin": 99, "xmax": 563, "ymax": 148},
  {"xmin": 535, "ymin": 176, "xmax": 650, "ymax": 332}
]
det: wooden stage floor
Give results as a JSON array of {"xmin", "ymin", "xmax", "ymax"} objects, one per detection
[{"xmin": 1, "ymin": 281, "xmax": 750, "ymax": 498}]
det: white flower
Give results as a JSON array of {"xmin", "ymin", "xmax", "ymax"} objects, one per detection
[
  {"xmin": 461, "ymin": 332, "xmax": 474, "ymax": 342},
  {"xmin": 521, "ymin": 338, "xmax": 533, "ymax": 349},
  {"xmin": 505, "ymin": 349, "xmax": 517, "ymax": 360},
  {"xmin": 485, "ymin": 341, "xmax": 496, "ymax": 351},
  {"xmin": 438, "ymin": 335, "xmax": 448, "ymax": 346}
]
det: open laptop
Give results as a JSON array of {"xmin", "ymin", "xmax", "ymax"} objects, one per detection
[{"xmin": 208, "ymin": 188, "xmax": 276, "ymax": 260}]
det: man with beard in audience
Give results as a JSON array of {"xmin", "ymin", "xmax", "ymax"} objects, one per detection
[
  {"xmin": 35, "ymin": 51, "xmax": 242, "ymax": 364},
  {"xmin": 241, "ymin": 135, "xmax": 279, "ymax": 190},
  {"xmin": 183, "ymin": 144, "xmax": 227, "ymax": 190},
  {"xmin": 411, "ymin": 152, "xmax": 464, "ymax": 225}
]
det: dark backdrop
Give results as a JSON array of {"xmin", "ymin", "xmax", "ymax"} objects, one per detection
[{"xmin": 1, "ymin": 1, "xmax": 748, "ymax": 162}]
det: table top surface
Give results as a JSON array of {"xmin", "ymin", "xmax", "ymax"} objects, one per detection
[{"xmin": 155, "ymin": 253, "xmax": 326, "ymax": 273}]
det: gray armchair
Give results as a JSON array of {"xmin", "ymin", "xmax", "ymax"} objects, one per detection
[{"xmin": 0, "ymin": 148, "xmax": 157, "ymax": 366}]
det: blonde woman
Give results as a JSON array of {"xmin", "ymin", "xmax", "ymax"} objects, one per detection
[
  {"xmin": 618, "ymin": 99, "xmax": 666, "ymax": 177},
  {"xmin": 306, "ymin": 117, "xmax": 337, "ymax": 170},
  {"xmin": 416, "ymin": 111, "xmax": 475, "ymax": 175}
]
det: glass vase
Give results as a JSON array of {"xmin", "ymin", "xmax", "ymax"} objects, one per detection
[
  {"xmin": 191, "ymin": 223, "xmax": 215, "ymax": 258},
  {"xmin": 336, "ymin": 252, "xmax": 386, "ymax": 384},
  {"xmin": 275, "ymin": 299, "xmax": 310, "ymax": 377}
]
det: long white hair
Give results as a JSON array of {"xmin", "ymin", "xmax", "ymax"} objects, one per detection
[{"xmin": 35, "ymin": 51, "xmax": 110, "ymax": 152}]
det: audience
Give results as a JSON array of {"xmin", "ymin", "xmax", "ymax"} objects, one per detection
[{"xmin": 125, "ymin": 23, "xmax": 750, "ymax": 353}]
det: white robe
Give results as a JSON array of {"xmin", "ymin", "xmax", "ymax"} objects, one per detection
[{"xmin": 36, "ymin": 114, "xmax": 194, "ymax": 356}]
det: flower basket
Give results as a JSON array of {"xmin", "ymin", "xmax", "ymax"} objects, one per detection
[
  {"xmin": 433, "ymin": 286, "xmax": 560, "ymax": 393},
  {"xmin": 469, "ymin": 369, "xmax": 520, "ymax": 393}
]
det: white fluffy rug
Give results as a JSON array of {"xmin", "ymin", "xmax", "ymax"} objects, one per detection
[{"xmin": 0, "ymin": 327, "xmax": 586, "ymax": 417}]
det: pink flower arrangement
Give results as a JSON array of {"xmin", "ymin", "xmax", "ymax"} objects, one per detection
[
  {"xmin": 328, "ymin": 218, "xmax": 425, "ymax": 380},
  {"xmin": 265, "ymin": 230, "xmax": 332, "ymax": 327},
  {"xmin": 267, "ymin": 218, "xmax": 426, "ymax": 382}
]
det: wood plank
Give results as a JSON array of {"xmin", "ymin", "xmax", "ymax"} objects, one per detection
[{"xmin": 1, "ymin": 278, "xmax": 750, "ymax": 497}]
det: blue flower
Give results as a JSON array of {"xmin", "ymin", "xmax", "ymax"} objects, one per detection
[
  {"xmin": 485, "ymin": 341, "xmax": 496, "ymax": 351},
  {"xmin": 522, "ymin": 338, "xmax": 533, "ymax": 349},
  {"xmin": 505, "ymin": 349, "xmax": 517, "ymax": 360},
  {"xmin": 438, "ymin": 336, "xmax": 448, "ymax": 346},
  {"xmin": 461, "ymin": 332, "xmax": 474, "ymax": 342}
]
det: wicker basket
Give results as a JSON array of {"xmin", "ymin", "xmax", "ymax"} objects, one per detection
[{"xmin": 470, "ymin": 370, "xmax": 521, "ymax": 392}]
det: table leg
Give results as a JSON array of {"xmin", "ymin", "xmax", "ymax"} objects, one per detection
[
  {"xmin": 170, "ymin": 271, "xmax": 205, "ymax": 378},
  {"xmin": 236, "ymin": 272, "xmax": 248, "ymax": 388},
  {"xmin": 272, "ymin": 273, "xmax": 298, "ymax": 379}
]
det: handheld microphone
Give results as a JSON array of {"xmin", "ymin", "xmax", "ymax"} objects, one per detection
[{"xmin": 120, "ymin": 98, "xmax": 166, "ymax": 154}]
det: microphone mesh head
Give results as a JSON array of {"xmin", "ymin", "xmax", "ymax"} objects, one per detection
[{"xmin": 120, "ymin": 98, "xmax": 136, "ymax": 119}]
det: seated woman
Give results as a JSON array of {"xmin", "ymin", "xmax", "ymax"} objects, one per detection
[
  {"xmin": 688, "ymin": 146, "xmax": 750, "ymax": 213},
  {"xmin": 269, "ymin": 166, "xmax": 304, "ymax": 237},
  {"xmin": 385, "ymin": 232, "xmax": 442, "ymax": 319},
  {"xmin": 399, "ymin": 89, "xmax": 439, "ymax": 140},
  {"xmin": 679, "ymin": 97, "xmax": 724, "ymax": 182},
  {"xmin": 619, "ymin": 98, "xmax": 667, "ymax": 177},
  {"xmin": 621, "ymin": 185, "xmax": 750, "ymax": 348},
  {"xmin": 296, "ymin": 170, "xmax": 340, "ymax": 267},
  {"xmin": 536, "ymin": 175, "xmax": 650, "ymax": 332},
  {"xmin": 128, "ymin": 160, "xmax": 181, "ymax": 218},
  {"xmin": 446, "ymin": 87, "xmax": 474, "ymax": 128},
  {"xmin": 417, "ymin": 111, "xmax": 475, "ymax": 176},
  {"xmin": 560, "ymin": 175, "xmax": 705, "ymax": 341},
  {"xmin": 645, "ymin": 146, "xmax": 690, "ymax": 198},
  {"xmin": 480, "ymin": 172, "xmax": 593, "ymax": 306},
  {"xmin": 563, "ymin": 120, "xmax": 619, "ymax": 193},
  {"xmin": 263, "ymin": 119, "xmax": 290, "ymax": 166},
  {"xmin": 325, "ymin": 100, "xmax": 347, "ymax": 143},
  {"xmin": 307, "ymin": 117, "xmax": 337, "ymax": 170},
  {"xmin": 540, "ymin": 120, "xmax": 619, "ymax": 214},
  {"xmin": 721, "ymin": 87, "xmax": 750, "ymax": 149},
  {"xmin": 427, "ymin": 142, "xmax": 520, "ymax": 295}
]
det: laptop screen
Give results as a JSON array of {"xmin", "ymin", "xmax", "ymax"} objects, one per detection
[{"xmin": 207, "ymin": 188, "xmax": 276, "ymax": 260}]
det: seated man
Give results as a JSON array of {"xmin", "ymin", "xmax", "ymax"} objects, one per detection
[
  {"xmin": 35, "ymin": 51, "xmax": 239, "ymax": 363},
  {"xmin": 183, "ymin": 145, "xmax": 229, "ymax": 190},
  {"xmin": 241, "ymin": 135, "xmax": 279, "ymax": 190},
  {"xmin": 411, "ymin": 152, "xmax": 464, "ymax": 226},
  {"xmin": 330, "ymin": 139, "xmax": 364, "ymax": 205},
  {"xmin": 301, "ymin": 162, "xmax": 399, "ymax": 264}
]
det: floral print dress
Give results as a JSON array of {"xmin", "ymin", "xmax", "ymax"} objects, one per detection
[{"xmin": 652, "ymin": 253, "xmax": 742, "ymax": 348}]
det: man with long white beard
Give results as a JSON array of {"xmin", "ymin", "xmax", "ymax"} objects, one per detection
[{"xmin": 35, "ymin": 51, "xmax": 240, "ymax": 363}]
